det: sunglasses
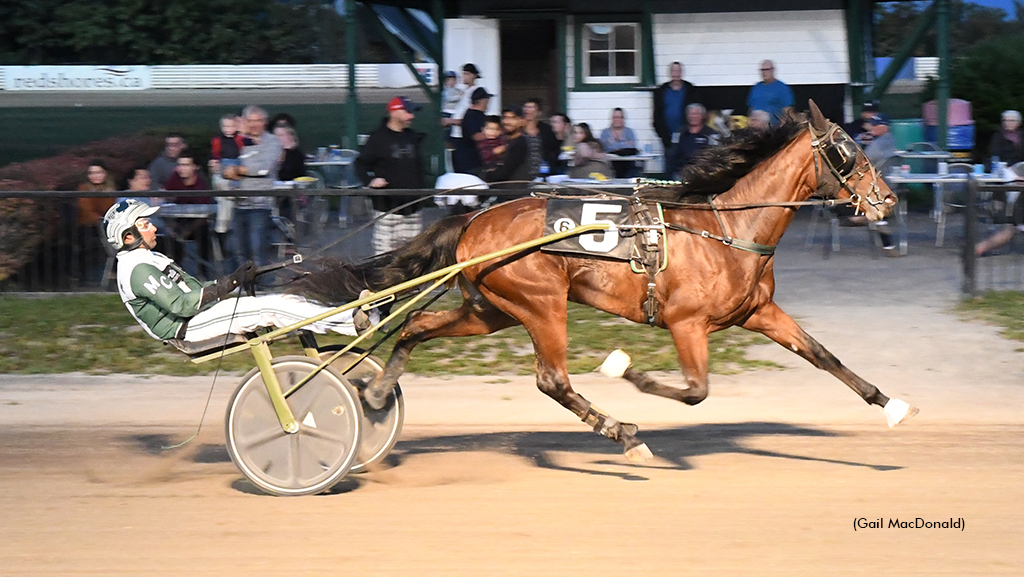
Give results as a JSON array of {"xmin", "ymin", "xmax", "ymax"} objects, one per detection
[{"xmin": 135, "ymin": 218, "xmax": 155, "ymax": 232}]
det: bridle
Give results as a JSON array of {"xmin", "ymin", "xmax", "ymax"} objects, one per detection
[{"xmin": 808, "ymin": 122, "xmax": 889, "ymax": 216}]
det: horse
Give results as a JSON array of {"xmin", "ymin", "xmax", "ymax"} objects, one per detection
[{"xmin": 293, "ymin": 101, "xmax": 916, "ymax": 461}]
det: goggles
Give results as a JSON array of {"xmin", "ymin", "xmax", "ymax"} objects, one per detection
[{"xmin": 135, "ymin": 217, "xmax": 156, "ymax": 232}]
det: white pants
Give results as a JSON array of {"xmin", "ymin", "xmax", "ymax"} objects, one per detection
[{"xmin": 183, "ymin": 294, "xmax": 357, "ymax": 342}]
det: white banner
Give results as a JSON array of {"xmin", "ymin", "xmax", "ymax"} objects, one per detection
[{"xmin": 3, "ymin": 66, "xmax": 152, "ymax": 91}]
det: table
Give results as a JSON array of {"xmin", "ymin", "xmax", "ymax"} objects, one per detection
[{"xmin": 885, "ymin": 172, "xmax": 1019, "ymax": 250}]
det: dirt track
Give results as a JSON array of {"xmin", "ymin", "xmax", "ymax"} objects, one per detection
[{"xmin": 2, "ymin": 213, "xmax": 1023, "ymax": 575}]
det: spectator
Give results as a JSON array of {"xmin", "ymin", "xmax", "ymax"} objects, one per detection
[
  {"xmin": 163, "ymin": 151, "xmax": 213, "ymax": 275},
  {"xmin": 600, "ymin": 107, "xmax": 640, "ymax": 178},
  {"xmin": 521, "ymin": 97, "xmax": 560, "ymax": 178},
  {"xmin": 976, "ymin": 110, "xmax": 1024, "ymax": 255},
  {"xmin": 671, "ymin": 103, "xmax": 719, "ymax": 176},
  {"xmin": 653, "ymin": 61, "xmax": 701, "ymax": 174},
  {"xmin": 274, "ymin": 125, "xmax": 306, "ymax": 182},
  {"xmin": 210, "ymin": 113, "xmax": 248, "ymax": 190},
  {"xmin": 748, "ymin": 109, "xmax": 772, "ymax": 131},
  {"xmin": 78, "ymin": 159, "xmax": 117, "ymax": 226},
  {"xmin": 476, "ymin": 116, "xmax": 507, "ymax": 173},
  {"xmin": 230, "ymin": 104, "xmax": 282, "ymax": 266},
  {"xmin": 568, "ymin": 123, "xmax": 613, "ymax": 180},
  {"xmin": 122, "ymin": 165, "xmax": 154, "ymax": 197},
  {"xmin": 987, "ymin": 109, "xmax": 1024, "ymax": 168},
  {"xmin": 441, "ymin": 70, "xmax": 464, "ymax": 139},
  {"xmin": 845, "ymin": 102, "xmax": 878, "ymax": 146},
  {"xmin": 452, "ymin": 87, "xmax": 492, "ymax": 174},
  {"xmin": 549, "ymin": 112, "xmax": 572, "ymax": 175},
  {"xmin": 747, "ymin": 60, "xmax": 795, "ymax": 126},
  {"xmin": 356, "ymin": 96, "xmax": 428, "ymax": 254},
  {"xmin": 149, "ymin": 134, "xmax": 187, "ymax": 191},
  {"xmin": 842, "ymin": 114, "xmax": 900, "ymax": 255},
  {"xmin": 269, "ymin": 112, "xmax": 297, "ymax": 131},
  {"xmin": 482, "ymin": 106, "xmax": 530, "ymax": 184},
  {"xmin": 164, "ymin": 152, "xmax": 211, "ymax": 202},
  {"xmin": 77, "ymin": 159, "xmax": 117, "ymax": 283},
  {"xmin": 444, "ymin": 63, "xmax": 484, "ymax": 141}
]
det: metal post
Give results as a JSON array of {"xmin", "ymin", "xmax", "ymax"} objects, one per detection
[
  {"xmin": 345, "ymin": 0, "xmax": 359, "ymax": 150},
  {"xmin": 962, "ymin": 176, "xmax": 978, "ymax": 296},
  {"xmin": 936, "ymin": 0, "xmax": 950, "ymax": 151}
]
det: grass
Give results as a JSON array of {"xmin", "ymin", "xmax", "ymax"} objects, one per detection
[
  {"xmin": 0, "ymin": 293, "xmax": 781, "ymax": 376},
  {"xmin": 957, "ymin": 291, "xmax": 1024, "ymax": 345}
]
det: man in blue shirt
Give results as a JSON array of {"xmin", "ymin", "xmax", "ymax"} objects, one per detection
[
  {"xmin": 747, "ymin": 60, "xmax": 794, "ymax": 126},
  {"xmin": 653, "ymin": 61, "xmax": 701, "ymax": 176}
]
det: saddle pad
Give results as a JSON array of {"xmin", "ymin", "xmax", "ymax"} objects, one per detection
[{"xmin": 541, "ymin": 199, "xmax": 632, "ymax": 261}]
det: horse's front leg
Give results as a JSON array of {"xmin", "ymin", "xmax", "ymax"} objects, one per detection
[
  {"xmin": 603, "ymin": 320, "xmax": 712, "ymax": 406},
  {"xmin": 740, "ymin": 301, "xmax": 918, "ymax": 427},
  {"xmin": 364, "ymin": 300, "xmax": 517, "ymax": 409}
]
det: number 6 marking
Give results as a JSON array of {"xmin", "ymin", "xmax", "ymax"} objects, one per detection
[{"xmin": 579, "ymin": 203, "xmax": 621, "ymax": 253}]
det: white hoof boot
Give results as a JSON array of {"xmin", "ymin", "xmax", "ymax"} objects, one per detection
[
  {"xmin": 598, "ymin": 349, "xmax": 632, "ymax": 379},
  {"xmin": 883, "ymin": 398, "xmax": 919, "ymax": 428},
  {"xmin": 624, "ymin": 443, "xmax": 653, "ymax": 463}
]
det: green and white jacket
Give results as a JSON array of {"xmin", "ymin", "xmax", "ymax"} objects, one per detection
[{"xmin": 115, "ymin": 249, "xmax": 215, "ymax": 340}]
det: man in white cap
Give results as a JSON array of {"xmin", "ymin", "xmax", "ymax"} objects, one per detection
[{"xmin": 104, "ymin": 199, "xmax": 372, "ymax": 344}]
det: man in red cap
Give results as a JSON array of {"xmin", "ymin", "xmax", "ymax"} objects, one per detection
[{"xmin": 355, "ymin": 96, "xmax": 427, "ymax": 253}]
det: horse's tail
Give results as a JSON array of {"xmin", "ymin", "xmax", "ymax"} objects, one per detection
[{"xmin": 288, "ymin": 213, "xmax": 474, "ymax": 305}]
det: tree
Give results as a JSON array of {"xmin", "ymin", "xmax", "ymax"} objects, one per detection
[
  {"xmin": 874, "ymin": 0, "xmax": 1024, "ymax": 58},
  {"xmin": 949, "ymin": 34, "xmax": 1024, "ymax": 150},
  {"xmin": 0, "ymin": 0, "xmax": 352, "ymax": 65}
]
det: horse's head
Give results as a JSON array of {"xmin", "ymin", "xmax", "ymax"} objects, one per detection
[{"xmin": 807, "ymin": 100, "xmax": 896, "ymax": 221}]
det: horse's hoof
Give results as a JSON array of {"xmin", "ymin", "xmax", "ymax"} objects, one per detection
[
  {"xmin": 883, "ymin": 398, "xmax": 919, "ymax": 428},
  {"xmin": 598, "ymin": 349, "xmax": 632, "ymax": 378},
  {"xmin": 624, "ymin": 443, "xmax": 653, "ymax": 463},
  {"xmin": 364, "ymin": 386, "xmax": 389, "ymax": 411}
]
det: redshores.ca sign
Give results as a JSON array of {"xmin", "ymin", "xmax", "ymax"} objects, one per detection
[{"xmin": 4, "ymin": 66, "xmax": 152, "ymax": 90}]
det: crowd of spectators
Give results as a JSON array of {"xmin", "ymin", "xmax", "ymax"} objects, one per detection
[{"xmin": 72, "ymin": 57, "xmax": 1023, "ymax": 277}]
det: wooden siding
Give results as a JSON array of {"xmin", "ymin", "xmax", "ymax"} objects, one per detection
[{"xmin": 652, "ymin": 10, "xmax": 849, "ymax": 87}]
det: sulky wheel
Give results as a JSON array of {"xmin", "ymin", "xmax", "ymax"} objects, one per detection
[
  {"xmin": 318, "ymin": 346, "xmax": 404, "ymax": 473},
  {"xmin": 225, "ymin": 356, "xmax": 363, "ymax": 496}
]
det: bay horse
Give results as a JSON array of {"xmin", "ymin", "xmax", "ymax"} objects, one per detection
[{"xmin": 294, "ymin": 101, "xmax": 917, "ymax": 461}]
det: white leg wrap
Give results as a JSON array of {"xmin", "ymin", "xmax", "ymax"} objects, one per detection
[
  {"xmin": 598, "ymin": 349, "xmax": 632, "ymax": 379},
  {"xmin": 883, "ymin": 398, "xmax": 918, "ymax": 428}
]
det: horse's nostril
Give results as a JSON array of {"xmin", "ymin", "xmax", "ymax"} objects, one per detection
[{"xmin": 884, "ymin": 195, "xmax": 897, "ymax": 206}]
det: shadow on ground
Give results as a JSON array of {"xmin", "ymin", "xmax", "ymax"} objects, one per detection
[{"xmin": 126, "ymin": 421, "xmax": 900, "ymax": 493}]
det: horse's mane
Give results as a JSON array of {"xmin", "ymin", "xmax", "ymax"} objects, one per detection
[{"xmin": 639, "ymin": 120, "xmax": 807, "ymax": 203}]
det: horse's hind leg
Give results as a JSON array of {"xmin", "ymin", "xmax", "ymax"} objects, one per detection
[
  {"xmin": 364, "ymin": 299, "xmax": 518, "ymax": 409},
  {"xmin": 741, "ymin": 301, "xmax": 918, "ymax": 427},
  {"xmin": 493, "ymin": 295, "xmax": 652, "ymax": 461}
]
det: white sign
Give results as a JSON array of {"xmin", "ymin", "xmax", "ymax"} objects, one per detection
[{"xmin": 3, "ymin": 66, "xmax": 152, "ymax": 91}]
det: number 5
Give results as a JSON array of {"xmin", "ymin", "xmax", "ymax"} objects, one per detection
[{"xmin": 579, "ymin": 204, "xmax": 622, "ymax": 253}]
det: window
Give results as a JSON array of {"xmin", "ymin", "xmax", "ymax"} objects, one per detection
[{"xmin": 582, "ymin": 23, "xmax": 640, "ymax": 84}]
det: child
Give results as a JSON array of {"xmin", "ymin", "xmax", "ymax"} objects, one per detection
[
  {"xmin": 441, "ymin": 71, "xmax": 464, "ymax": 139},
  {"xmin": 476, "ymin": 116, "xmax": 507, "ymax": 172},
  {"xmin": 209, "ymin": 114, "xmax": 247, "ymax": 186}
]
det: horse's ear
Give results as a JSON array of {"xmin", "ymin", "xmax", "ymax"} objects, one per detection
[{"xmin": 808, "ymin": 99, "xmax": 828, "ymax": 131}]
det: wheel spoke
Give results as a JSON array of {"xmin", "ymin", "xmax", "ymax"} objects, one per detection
[{"xmin": 235, "ymin": 422, "xmax": 288, "ymax": 451}]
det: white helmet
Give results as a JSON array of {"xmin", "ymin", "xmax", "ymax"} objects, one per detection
[{"xmin": 104, "ymin": 199, "xmax": 160, "ymax": 249}]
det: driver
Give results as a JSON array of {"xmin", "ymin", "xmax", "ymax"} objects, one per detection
[{"xmin": 104, "ymin": 199, "xmax": 375, "ymax": 343}]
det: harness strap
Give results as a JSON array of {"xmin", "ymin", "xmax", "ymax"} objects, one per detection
[
  {"xmin": 664, "ymin": 222, "xmax": 777, "ymax": 255},
  {"xmin": 626, "ymin": 200, "xmax": 666, "ymax": 325}
]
